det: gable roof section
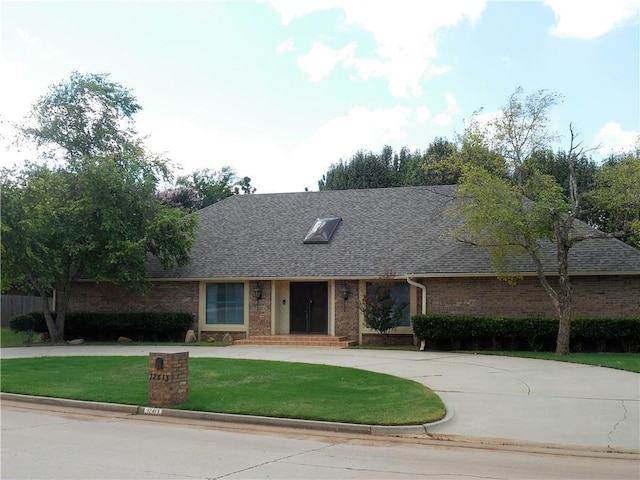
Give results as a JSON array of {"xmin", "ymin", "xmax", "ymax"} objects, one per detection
[{"xmin": 147, "ymin": 185, "xmax": 640, "ymax": 280}]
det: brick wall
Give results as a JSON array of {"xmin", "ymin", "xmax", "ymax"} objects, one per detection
[
  {"xmin": 425, "ymin": 275, "xmax": 639, "ymax": 318},
  {"xmin": 69, "ymin": 281, "xmax": 200, "ymax": 326},
  {"xmin": 362, "ymin": 333, "xmax": 413, "ymax": 346},
  {"xmin": 69, "ymin": 275, "xmax": 638, "ymax": 345},
  {"xmin": 249, "ymin": 281, "xmax": 271, "ymax": 336},
  {"xmin": 334, "ymin": 280, "xmax": 359, "ymax": 341},
  {"xmin": 199, "ymin": 331, "xmax": 246, "ymax": 343}
]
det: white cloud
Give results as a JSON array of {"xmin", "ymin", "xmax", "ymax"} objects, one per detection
[
  {"xmin": 0, "ymin": 55, "xmax": 51, "ymax": 169},
  {"xmin": 426, "ymin": 63, "xmax": 452, "ymax": 78},
  {"xmin": 347, "ymin": 50, "xmax": 429, "ymax": 98},
  {"xmin": 276, "ymin": 38, "xmax": 294, "ymax": 54},
  {"xmin": 435, "ymin": 93, "xmax": 460, "ymax": 126},
  {"xmin": 296, "ymin": 42, "xmax": 355, "ymax": 82},
  {"xmin": 291, "ymin": 105, "xmax": 412, "ymax": 187},
  {"xmin": 296, "ymin": 105, "xmax": 412, "ymax": 156},
  {"xmin": 137, "ymin": 115, "xmax": 290, "ymax": 193},
  {"xmin": 139, "ymin": 104, "xmax": 413, "ymax": 193},
  {"xmin": 270, "ymin": 0, "xmax": 486, "ymax": 98},
  {"xmin": 594, "ymin": 122, "xmax": 639, "ymax": 155},
  {"xmin": 0, "ymin": 55, "xmax": 31, "ymax": 121},
  {"xmin": 544, "ymin": 0, "xmax": 640, "ymax": 39},
  {"xmin": 16, "ymin": 27, "xmax": 37, "ymax": 45},
  {"xmin": 14, "ymin": 26, "xmax": 59, "ymax": 61},
  {"xmin": 267, "ymin": 0, "xmax": 340, "ymax": 25},
  {"xmin": 416, "ymin": 106, "xmax": 430, "ymax": 123}
]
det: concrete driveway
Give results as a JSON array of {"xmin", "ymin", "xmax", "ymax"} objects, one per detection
[{"xmin": 1, "ymin": 345, "xmax": 638, "ymax": 452}]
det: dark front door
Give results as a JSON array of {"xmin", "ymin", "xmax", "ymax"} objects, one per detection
[{"xmin": 290, "ymin": 282, "xmax": 328, "ymax": 334}]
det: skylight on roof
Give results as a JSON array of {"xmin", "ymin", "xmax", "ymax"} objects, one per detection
[{"xmin": 303, "ymin": 217, "xmax": 342, "ymax": 244}]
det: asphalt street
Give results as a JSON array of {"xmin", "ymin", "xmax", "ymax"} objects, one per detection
[{"xmin": 2, "ymin": 401, "xmax": 638, "ymax": 480}]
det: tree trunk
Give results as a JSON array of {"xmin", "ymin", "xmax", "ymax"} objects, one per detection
[
  {"xmin": 27, "ymin": 273, "xmax": 63, "ymax": 343},
  {"xmin": 50, "ymin": 284, "xmax": 71, "ymax": 344},
  {"xmin": 556, "ymin": 294, "xmax": 571, "ymax": 355},
  {"xmin": 554, "ymin": 223, "xmax": 572, "ymax": 355},
  {"xmin": 27, "ymin": 273, "xmax": 71, "ymax": 343},
  {"xmin": 38, "ymin": 292, "xmax": 62, "ymax": 342}
]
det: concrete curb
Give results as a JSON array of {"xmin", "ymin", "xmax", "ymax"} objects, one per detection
[
  {"xmin": 424, "ymin": 404, "xmax": 455, "ymax": 431},
  {"xmin": 1, "ymin": 393, "xmax": 139, "ymax": 414},
  {"xmin": 1, "ymin": 392, "xmax": 452, "ymax": 436}
]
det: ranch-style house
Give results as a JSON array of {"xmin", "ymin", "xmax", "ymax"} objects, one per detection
[{"xmin": 69, "ymin": 185, "xmax": 640, "ymax": 346}]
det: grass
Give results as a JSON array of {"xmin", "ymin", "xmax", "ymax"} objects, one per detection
[
  {"xmin": 0, "ymin": 328, "xmax": 32, "ymax": 347},
  {"xmin": 0, "ymin": 356, "xmax": 445, "ymax": 426},
  {"xmin": 355, "ymin": 344, "xmax": 640, "ymax": 373},
  {"xmin": 474, "ymin": 351, "xmax": 640, "ymax": 373}
]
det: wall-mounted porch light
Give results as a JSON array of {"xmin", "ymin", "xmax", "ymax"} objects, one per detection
[
  {"xmin": 340, "ymin": 282, "xmax": 350, "ymax": 311},
  {"xmin": 254, "ymin": 283, "xmax": 263, "ymax": 311},
  {"xmin": 254, "ymin": 283, "xmax": 263, "ymax": 301}
]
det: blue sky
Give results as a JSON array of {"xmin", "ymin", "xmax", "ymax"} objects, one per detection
[{"xmin": 1, "ymin": 1, "xmax": 638, "ymax": 193}]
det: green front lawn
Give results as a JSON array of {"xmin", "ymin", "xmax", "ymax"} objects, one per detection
[
  {"xmin": 0, "ymin": 356, "xmax": 445, "ymax": 426},
  {"xmin": 1, "ymin": 328, "xmax": 31, "ymax": 347},
  {"xmin": 476, "ymin": 351, "xmax": 640, "ymax": 373}
]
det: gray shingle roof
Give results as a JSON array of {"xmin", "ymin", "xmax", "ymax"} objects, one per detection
[{"xmin": 148, "ymin": 185, "xmax": 640, "ymax": 279}]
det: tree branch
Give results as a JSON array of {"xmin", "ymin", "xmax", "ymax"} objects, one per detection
[
  {"xmin": 569, "ymin": 230, "xmax": 626, "ymax": 245},
  {"xmin": 454, "ymin": 237, "xmax": 524, "ymax": 249}
]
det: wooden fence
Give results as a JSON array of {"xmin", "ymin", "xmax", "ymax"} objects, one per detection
[{"xmin": 1, "ymin": 295, "xmax": 53, "ymax": 328}]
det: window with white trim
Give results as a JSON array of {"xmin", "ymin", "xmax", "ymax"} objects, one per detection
[
  {"xmin": 206, "ymin": 283, "xmax": 244, "ymax": 325},
  {"xmin": 365, "ymin": 281, "xmax": 411, "ymax": 327}
]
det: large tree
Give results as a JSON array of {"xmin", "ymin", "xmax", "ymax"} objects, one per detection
[
  {"xmin": 587, "ymin": 148, "xmax": 640, "ymax": 249},
  {"xmin": 158, "ymin": 166, "xmax": 255, "ymax": 212},
  {"xmin": 416, "ymin": 137, "xmax": 461, "ymax": 185},
  {"xmin": 1, "ymin": 72, "xmax": 197, "ymax": 342},
  {"xmin": 491, "ymin": 87, "xmax": 563, "ymax": 185},
  {"xmin": 318, "ymin": 146, "xmax": 396, "ymax": 190},
  {"xmin": 454, "ymin": 88, "xmax": 640, "ymax": 354}
]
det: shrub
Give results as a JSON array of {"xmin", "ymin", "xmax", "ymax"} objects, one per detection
[
  {"xmin": 8, "ymin": 313, "xmax": 48, "ymax": 334},
  {"xmin": 361, "ymin": 277, "xmax": 407, "ymax": 345},
  {"xmin": 9, "ymin": 312, "xmax": 194, "ymax": 342},
  {"xmin": 411, "ymin": 314, "xmax": 639, "ymax": 353}
]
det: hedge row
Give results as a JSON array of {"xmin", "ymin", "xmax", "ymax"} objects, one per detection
[
  {"xmin": 9, "ymin": 312, "xmax": 195, "ymax": 342},
  {"xmin": 411, "ymin": 314, "xmax": 640, "ymax": 353}
]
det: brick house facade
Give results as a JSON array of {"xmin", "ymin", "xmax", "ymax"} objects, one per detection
[
  {"xmin": 424, "ymin": 275, "xmax": 640, "ymax": 318},
  {"xmin": 69, "ymin": 274, "xmax": 639, "ymax": 345},
  {"xmin": 68, "ymin": 186, "xmax": 640, "ymax": 345},
  {"xmin": 70, "ymin": 281, "xmax": 199, "ymax": 318}
]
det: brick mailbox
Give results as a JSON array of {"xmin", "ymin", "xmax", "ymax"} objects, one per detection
[{"xmin": 148, "ymin": 352, "xmax": 189, "ymax": 408}]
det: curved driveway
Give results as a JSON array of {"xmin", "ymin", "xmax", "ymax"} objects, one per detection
[{"xmin": 2, "ymin": 345, "xmax": 638, "ymax": 452}]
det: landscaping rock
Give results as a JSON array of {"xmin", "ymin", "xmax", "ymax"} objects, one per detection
[
  {"xmin": 67, "ymin": 339, "xmax": 85, "ymax": 345},
  {"xmin": 222, "ymin": 332, "xmax": 234, "ymax": 344},
  {"xmin": 117, "ymin": 336, "xmax": 132, "ymax": 344},
  {"xmin": 185, "ymin": 329, "xmax": 197, "ymax": 343},
  {"xmin": 35, "ymin": 333, "xmax": 49, "ymax": 343}
]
